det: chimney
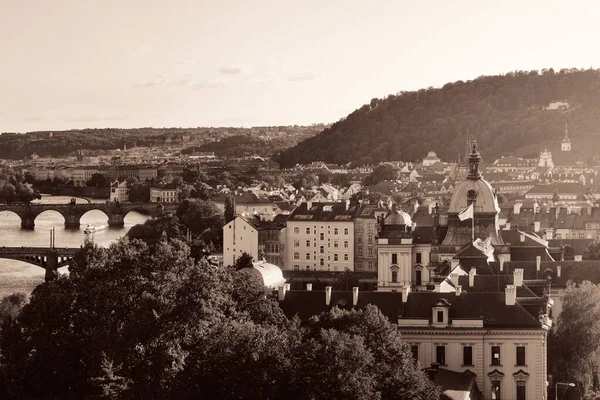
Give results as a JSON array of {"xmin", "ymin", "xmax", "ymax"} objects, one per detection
[
  {"xmin": 285, "ymin": 283, "xmax": 291, "ymax": 292},
  {"xmin": 469, "ymin": 268, "xmax": 477, "ymax": 287},
  {"xmin": 513, "ymin": 269, "xmax": 524, "ymax": 287},
  {"xmin": 557, "ymin": 265, "xmax": 561, "ymax": 278},
  {"xmin": 428, "ymin": 203, "xmax": 433, "ymax": 214},
  {"xmin": 520, "ymin": 233, "xmax": 525, "ymax": 243},
  {"xmin": 401, "ymin": 285, "xmax": 411, "ymax": 302},
  {"xmin": 536, "ymin": 256, "xmax": 541, "ymax": 271},
  {"xmin": 514, "ymin": 202, "xmax": 522, "ymax": 215},
  {"xmin": 505, "ymin": 285, "xmax": 516, "ymax": 306},
  {"xmin": 555, "ymin": 207, "xmax": 560, "ymax": 220},
  {"xmin": 534, "ymin": 202, "xmax": 540, "ymax": 214},
  {"xmin": 352, "ymin": 287, "xmax": 359, "ymax": 306},
  {"xmin": 449, "ymin": 273, "xmax": 459, "ymax": 287},
  {"xmin": 434, "ymin": 284, "xmax": 441, "ymax": 293},
  {"xmin": 345, "ymin": 199, "xmax": 350, "ymax": 210},
  {"xmin": 307, "ymin": 200, "xmax": 312, "ymax": 210},
  {"xmin": 455, "ymin": 285, "xmax": 462, "ymax": 296},
  {"xmin": 499, "ymin": 255, "xmax": 505, "ymax": 272},
  {"xmin": 306, "ymin": 283, "xmax": 313, "ymax": 291},
  {"xmin": 534, "ymin": 221, "xmax": 540, "ymax": 232},
  {"xmin": 325, "ymin": 286, "xmax": 332, "ymax": 305},
  {"xmin": 505, "ymin": 222, "xmax": 511, "ymax": 230},
  {"xmin": 278, "ymin": 285, "xmax": 287, "ymax": 301}
]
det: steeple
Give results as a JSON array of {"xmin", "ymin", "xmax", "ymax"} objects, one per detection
[
  {"xmin": 561, "ymin": 122, "xmax": 571, "ymax": 152},
  {"xmin": 467, "ymin": 140, "xmax": 482, "ymax": 180}
]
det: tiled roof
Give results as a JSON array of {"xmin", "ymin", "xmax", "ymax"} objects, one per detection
[
  {"xmin": 288, "ymin": 202, "xmax": 360, "ymax": 222},
  {"xmin": 526, "ymin": 182, "xmax": 585, "ymax": 195}
]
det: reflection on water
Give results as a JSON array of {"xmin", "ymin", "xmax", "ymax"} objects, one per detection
[{"xmin": 0, "ymin": 196, "xmax": 150, "ymax": 297}]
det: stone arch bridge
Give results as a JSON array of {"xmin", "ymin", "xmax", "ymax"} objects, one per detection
[{"xmin": 0, "ymin": 202, "xmax": 178, "ymax": 229}]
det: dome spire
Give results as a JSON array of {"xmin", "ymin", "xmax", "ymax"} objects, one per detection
[{"xmin": 467, "ymin": 140, "xmax": 482, "ymax": 180}]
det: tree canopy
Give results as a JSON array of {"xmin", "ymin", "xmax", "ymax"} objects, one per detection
[{"xmin": 0, "ymin": 237, "xmax": 439, "ymax": 399}]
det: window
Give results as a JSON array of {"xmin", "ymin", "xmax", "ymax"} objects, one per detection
[
  {"xmin": 306, "ymin": 227, "xmax": 310, "ymax": 234},
  {"xmin": 391, "ymin": 270, "xmax": 398, "ymax": 283},
  {"xmin": 294, "ymin": 240, "xmax": 300, "ymax": 247},
  {"xmin": 491, "ymin": 346, "xmax": 501, "ymax": 366},
  {"xmin": 411, "ymin": 345, "xmax": 419, "ymax": 361},
  {"xmin": 334, "ymin": 241, "xmax": 338, "ymax": 248},
  {"xmin": 293, "ymin": 252, "xmax": 299, "ymax": 260},
  {"xmin": 306, "ymin": 266, "xmax": 310, "ymax": 271},
  {"xmin": 344, "ymin": 254, "xmax": 348, "ymax": 261},
  {"xmin": 344, "ymin": 228, "xmax": 349, "ymax": 235},
  {"xmin": 334, "ymin": 254, "xmax": 338, "ymax": 261},
  {"xmin": 368, "ymin": 261, "xmax": 373, "ymax": 270},
  {"xmin": 334, "ymin": 228, "xmax": 339, "ymax": 235},
  {"xmin": 416, "ymin": 252, "xmax": 422, "ymax": 264},
  {"xmin": 320, "ymin": 233, "xmax": 324, "ymax": 240},
  {"xmin": 344, "ymin": 241, "xmax": 348, "ymax": 248},
  {"xmin": 436, "ymin": 345, "xmax": 446, "ymax": 365},
  {"xmin": 491, "ymin": 380, "xmax": 501, "ymax": 400},
  {"xmin": 391, "ymin": 253, "xmax": 398, "ymax": 264},
  {"xmin": 368, "ymin": 247, "xmax": 373, "ymax": 256},
  {"xmin": 516, "ymin": 346, "xmax": 526, "ymax": 366},
  {"xmin": 320, "ymin": 246, "xmax": 324, "ymax": 254},
  {"xmin": 306, "ymin": 240, "xmax": 310, "ymax": 247},
  {"xmin": 358, "ymin": 248, "xmax": 363, "ymax": 256},
  {"xmin": 357, "ymin": 236, "xmax": 363, "ymax": 243},
  {"xmin": 320, "ymin": 259, "xmax": 324, "ymax": 266},
  {"xmin": 416, "ymin": 270, "xmax": 422, "ymax": 285},
  {"xmin": 367, "ymin": 235, "xmax": 373, "ymax": 244},
  {"xmin": 516, "ymin": 381, "xmax": 526, "ymax": 400},
  {"xmin": 437, "ymin": 310, "xmax": 444, "ymax": 323},
  {"xmin": 463, "ymin": 346, "xmax": 473, "ymax": 366},
  {"xmin": 306, "ymin": 253, "xmax": 311, "ymax": 260},
  {"xmin": 293, "ymin": 265, "xmax": 299, "ymax": 271}
]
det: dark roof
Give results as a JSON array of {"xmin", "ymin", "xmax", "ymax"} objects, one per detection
[
  {"xmin": 356, "ymin": 203, "xmax": 388, "ymax": 219},
  {"xmin": 412, "ymin": 226, "xmax": 434, "ymax": 244},
  {"xmin": 213, "ymin": 192, "xmax": 272, "ymax": 204},
  {"xmin": 547, "ymin": 239, "xmax": 593, "ymax": 256},
  {"xmin": 526, "ymin": 182, "xmax": 585, "ymax": 195},
  {"xmin": 456, "ymin": 275, "xmax": 536, "ymax": 297},
  {"xmin": 278, "ymin": 290, "xmax": 543, "ymax": 329},
  {"xmin": 428, "ymin": 368, "xmax": 482, "ymax": 400},
  {"xmin": 288, "ymin": 202, "xmax": 360, "ymax": 222}
]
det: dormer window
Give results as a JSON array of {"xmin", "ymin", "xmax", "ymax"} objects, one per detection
[{"xmin": 432, "ymin": 299, "xmax": 450, "ymax": 327}]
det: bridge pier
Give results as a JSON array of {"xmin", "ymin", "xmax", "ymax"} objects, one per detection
[
  {"xmin": 45, "ymin": 252, "xmax": 59, "ymax": 281},
  {"xmin": 21, "ymin": 216, "xmax": 35, "ymax": 230},
  {"xmin": 64, "ymin": 213, "xmax": 81, "ymax": 229},
  {"xmin": 108, "ymin": 213, "xmax": 125, "ymax": 227}
]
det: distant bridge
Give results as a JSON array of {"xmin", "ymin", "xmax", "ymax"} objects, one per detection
[
  {"xmin": 0, "ymin": 246, "xmax": 80, "ymax": 280},
  {"xmin": 0, "ymin": 202, "xmax": 178, "ymax": 229}
]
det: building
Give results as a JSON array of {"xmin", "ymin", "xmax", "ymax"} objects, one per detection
[
  {"xmin": 354, "ymin": 204, "xmax": 387, "ymax": 271},
  {"xmin": 213, "ymin": 192, "xmax": 278, "ymax": 219},
  {"xmin": 223, "ymin": 216, "xmax": 260, "ymax": 267},
  {"xmin": 422, "ymin": 151, "xmax": 441, "ymax": 167},
  {"xmin": 286, "ymin": 201, "xmax": 359, "ymax": 272},
  {"xmin": 150, "ymin": 185, "xmax": 180, "ymax": 203},
  {"xmin": 110, "ymin": 179, "xmax": 129, "ymax": 202}
]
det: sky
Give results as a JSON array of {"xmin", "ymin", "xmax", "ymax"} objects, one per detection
[{"xmin": 1, "ymin": 0, "xmax": 600, "ymax": 133}]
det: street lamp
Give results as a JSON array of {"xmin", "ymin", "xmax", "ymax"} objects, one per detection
[{"xmin": 555, "ymin": 382, "xmax": 575, "ymax": 400}]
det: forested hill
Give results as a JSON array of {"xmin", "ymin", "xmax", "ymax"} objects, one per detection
[
  {"xmin": 0, "ymin": 125, "xmax": 326, "ymax": 160},
  {"xmin": 277, "ymin": 68, "xmax": 600, "ymax": 167}
]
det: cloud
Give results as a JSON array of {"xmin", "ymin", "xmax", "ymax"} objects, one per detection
[
  {"xmin": 288, "ymin": 72, "xmax": 319, "ymax": 82},
  {"xmin": 194, "ymin": 80, "xmax": 227, "ymax": 90},
  {"xmin": 133, "ymin": 75, "xmax": 167, "ymax": 88},
  {"xmin": 218, "ymin": 66, "xmax": 243, "ymax": 75},
  {"xmin": 251, "ymin": 73, "xmax": 277, "ymax": 85}
]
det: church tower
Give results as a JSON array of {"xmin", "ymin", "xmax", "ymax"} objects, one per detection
[
  {"xmin": 439, "ymin": 141, "xmax": 509, "ymax": 258},
  {"xmin": 561, "ymin": 123, "xmax": 571, "ymax": 152}
]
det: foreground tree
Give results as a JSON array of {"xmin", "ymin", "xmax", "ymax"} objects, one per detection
[{"xmin": 549, "ymin": 281, "xmax": 600, "ymax": 397}]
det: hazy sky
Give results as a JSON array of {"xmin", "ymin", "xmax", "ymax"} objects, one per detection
[{"xmin": 1, "ymin": 0, "xmax": 599, "ymax": 132}]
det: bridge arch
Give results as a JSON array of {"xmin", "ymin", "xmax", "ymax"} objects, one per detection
[
  {"xmin": 34, "ymin": 209, "xmax": 67, "ymax": 225},
  {"xmin": 80, "ymin": 209, "xmax": 110, "ymax": 225},
  {"xmin": 0, "ymin": 210, "xmax": 24, "ymax": 227}
]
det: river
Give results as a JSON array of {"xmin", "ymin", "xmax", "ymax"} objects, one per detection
[{"xmin": 0, "ymin": 196, "xmax": 150, "ymax": 298}]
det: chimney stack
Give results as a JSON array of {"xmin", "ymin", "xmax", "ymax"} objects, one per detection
[
  {"xmin": 352, "ymin": 287, "xmax": 359, "ymax": 306},
  {"xmin": 513, "ymin": 269, "xmax": 524, "ymax": 287},
  {"xmin": 455, "ymin": 285, "xmax": 462, "ymax": 296},
  {"xmin": 520, "ymin": 233, "xmax": 525, "ymax": 243},
  {"xmin": 469, "ymin": 268, "xmax": 477, "ymax": 287},
  {"xmin": 325, "ymin": 286, "xmax": 332, "ymax": 305},
  {"xmin": 534, "ymin": 221, "xmax": 540, "ymax": 232},
  {"xmin": 499, "ymin": 255, "xmax": 505, "ymax": 272},
  {"xmin": 434, "ymin": 284, "xmax": 441, "ymax": 293},
  {"xmin": 514, "ymin": 202, "xmax": 522, "ymax": 215},
  {"xmin": 278, "ymin": 285, "xmax": 287, "ymax": 301},
  {"xmin": 306, "ymin": 283, "xmax": 313, "ymax": 291},
  {"xmin": 536, "ymin": 256, "xmax": 541, "ymax": 272},
  {"xmin": 428, "ymin": 203, "xmax": 433, "ymax": 214},
  {"xmin": 449, "ymin": 273, "xmax": 459, "ymax": 287},
  {"xmin": 346, "ymin": 199, "xmax": 350, "ymax": 210},
  {"xmin": 557, "ymin": 265, "xmax": 562, "ymax": 278},
  {"xmin": 401, "ymin": 285, "xmax": 410, "ymax": 302},
  {"xmin": 505, "ymin": 285, "xmax": 517, "ymax": 306},
  {"xmin": 285, "ymin": 283, "xmax": 291, "ymax": 292}
]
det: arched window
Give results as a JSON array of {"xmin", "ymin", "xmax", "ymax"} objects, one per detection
[
  {"xmin": 392, "ymin": 270, "xmax": 398, "ymax": 283},
  {"xmin": 467, "ymin": 190, "xmax": 477, "ymax": 206}
]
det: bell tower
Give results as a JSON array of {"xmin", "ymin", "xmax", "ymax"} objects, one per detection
[{"xmin": 561, "ymin": 123, "xmax": 571, "ymax": 152}]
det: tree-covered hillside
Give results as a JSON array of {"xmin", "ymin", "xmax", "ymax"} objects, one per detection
[
  {"xmin": 277, "ymin": 68, "xmax": 600, "ymax": 167},
  {"xmin": 0, "ymin": 125, "xmax": 325, "ymax": 160}
]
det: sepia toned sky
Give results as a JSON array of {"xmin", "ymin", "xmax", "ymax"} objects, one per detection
[{"xmin": 1, "ymin": 0, "xmax": 599, "ymax": 132}]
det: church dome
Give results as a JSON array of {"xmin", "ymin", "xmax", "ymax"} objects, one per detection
[
  {"xmin": 384, "ymin": 209, "xmax": 412, "ymax": 226},
  {"xmin": 448, "ymin": 141, "xmax": 500, "ymax": 214}
]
